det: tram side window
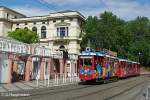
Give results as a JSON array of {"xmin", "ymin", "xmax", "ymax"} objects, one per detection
[
  {"xmin": 80, "ymin": 59, "xmax": 83, "ymax": 65},
  {"xmin": 80, "ymin": 59, "xmax": 92, "ymax": 66}
]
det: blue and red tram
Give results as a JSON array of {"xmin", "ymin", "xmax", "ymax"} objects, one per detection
[
  {"xmin": 79, "ymin": 49, "xmax": 140, "ymax": 82},
  {"xmin": 79, "ymin": 51, "xmax": 106, "ymax": 81},
  {"xmin": 118, "ymin": 59, "xmax": 128, "ymax": 78}
]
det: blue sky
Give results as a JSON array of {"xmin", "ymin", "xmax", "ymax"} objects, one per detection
[{"xmin": 0, "ymin": 0, "xmax": 150, "ymax": 20}]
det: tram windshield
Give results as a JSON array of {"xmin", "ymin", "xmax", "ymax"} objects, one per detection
[{"xmin": 80, "ymin": 58, "xmax": 92, "ymax": 66}]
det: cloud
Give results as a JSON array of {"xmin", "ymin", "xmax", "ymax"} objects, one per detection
[
  {"xmin": 11, "ymin": 5, "xmax": 50, "ymax": 16},
  {"xmin": 101, "ymin": 0, "xmax": 150, "ymax": 20},
  {"xmin": 10, "ymin": 0, "xmax": 150, "ymax": 20},
  {"xmin": 40, "ymin": 0, "xmax": 102, "ymax": 8},
  {"xmin": 38, "ymin": 0, "xmax": 150, "ymax": 20}
]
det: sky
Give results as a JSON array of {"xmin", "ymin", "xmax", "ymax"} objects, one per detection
[{"xmin": 0, "ymin": 0, "xmax": 150, "ymax": 20}]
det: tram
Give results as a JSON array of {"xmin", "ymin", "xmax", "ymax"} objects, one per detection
[{"xmin": 79, "ymin": 47, "xmax": 140, "ymax": 82}]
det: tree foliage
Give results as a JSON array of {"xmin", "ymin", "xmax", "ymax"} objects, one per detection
[
  {"xmin": 81, "ymin": 11, "xmax": 150, "ymax": 66},
  {"xmin": 8, "ymin": 28, "xmax": 39, "ymax": 44}
]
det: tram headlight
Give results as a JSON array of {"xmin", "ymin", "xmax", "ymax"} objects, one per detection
[
  {"xmin": 88, "ymin": 70, "xmax": 92, "ymax": 75},
  {"xmin": 80, "ymin": 68, "xmax": 84, "ymax": 75}
]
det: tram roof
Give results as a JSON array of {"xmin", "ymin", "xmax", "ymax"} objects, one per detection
[
  {"xmin": 118, "ymin": 58, "xmax": 128, "ymax": 62},
  {"xmin": 80, "ymin": 51, "xmax": 105, "ymax": 56},
  {"xmin": 105, "ymin": 55, "xmax": 117, "ymax": 59},
  {"xmin": 118, "ymin": 59, "xmax": 140, "ymax": 64},
  {"xmin": 131, "ymin": 61, "xmax": 140, "ymax": 64}
]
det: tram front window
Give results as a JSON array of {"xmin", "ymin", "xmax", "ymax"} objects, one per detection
[{"xmin": 80, "ymin": 58, "xmax": 92, "ymax": 66}]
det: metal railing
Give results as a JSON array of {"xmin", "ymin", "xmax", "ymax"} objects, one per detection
[
  {"xmin": 68, "ymin": 53, "xmax": 78, "ymax": 60},
  {"xmin": 0, "ymin": 36, "xmax": 63, "ymax": 59},
  {"xmin": 53, "ymin": 36, "xmax": 81, "ymax": 40},
  {"xmin": 36, "ymin": 73, "xmax": 79, "ymax": 87}
]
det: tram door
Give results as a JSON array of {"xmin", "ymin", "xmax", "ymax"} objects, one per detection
[{"xmin": 32, "ymin": 61, "xmax": 39, "ymax": 80}]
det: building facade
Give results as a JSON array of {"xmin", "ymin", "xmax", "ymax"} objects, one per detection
[
  {"xmin": 0, "ymin": 6, "xmax": 85, "ymax": 83},
  {"xmin": 0, "ymin": 6, "xmax": 85, "ymax": 55}
]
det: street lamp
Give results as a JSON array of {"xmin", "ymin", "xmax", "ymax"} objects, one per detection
[{"xmin": 138, "ymin": 52, "xmax": 142, "ymax": 64}]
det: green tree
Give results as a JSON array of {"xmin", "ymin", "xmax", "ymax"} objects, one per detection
[
  {"xmin": 81, "ymin": 11, "xmax": 125, "ymax": 51},
  {"xmin": 8, "ymin": 28, "xmax": 39, "ymax": 44},
  {"xmin": 127, "ymin": 16, "xmax": 150, "ymax": 65},
  {"xmin": 81, "ymin": 11, "xmax": 150, "ymax": 66}
]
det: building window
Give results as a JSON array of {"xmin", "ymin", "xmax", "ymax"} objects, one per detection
[
  {"xmin": 16, "ymin": 23, "xmax": 19, "ymax": 26},
  {"xmin": 47, "ymin": 21, "xmax": 49, "ymax": 25},
  {"xmin": 16, "ymin": 28, "xmax": 19, "ymax": 30},
  {"xmin": 32, "ymin": 27, "xmax": 37, "ymax": 33},
  {"xmin": 57, "ymin": 28, "xmax": 59, "ymax": 36},
  {"xmin": 25, "ymin": 22, "xmax": 28, "ymax": 25},
  {"xmin": 14, "ymin": 16, "xmax": 17, "ymax": 18},
  {"xmin": 57, "ymin": 27, "xmax": 68, "ymax": 37},
  {"xmin": 6, "ymin": 13, "xmax": 9, "ymax": 19},
  {"xmin": 53, "ymin": 20, "xmax": 56, "ymax": 23},
  {"xmin": 61, "ymin": 19, "xmax": 64, "ymax": 22},
  {"xmin": 41, "ymin": 26, "xmax": 46, "ymax": 39},
  {"xmin": 66, "ymin": 27, "xmax": 68, "ymax": 36},
  {"xmin": 24, "ymin": 27, "xmax": 28, "ymax": 30},
  {"xmin": 70, "ymin": 18, "xmax": 73, "ymax": 21},
  {"xmin": 42, "ymin": 22, "xmax": 45, "ymax": 24},
  {"xmin": 33, "ymin": 22, "xmax": 36, "ymax": 25}
]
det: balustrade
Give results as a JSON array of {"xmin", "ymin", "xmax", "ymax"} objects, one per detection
[
  {"xmin": 68, "ymin": 54, "xmax": 78, "ymax": 60},
  {"xmin": 0, "ymin": 37, "xmax": 63, "ymax": 59}
]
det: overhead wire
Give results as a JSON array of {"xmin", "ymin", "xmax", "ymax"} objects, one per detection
[
  {"xmin": 36, "ymin": 0, "xmax": 73, "ymax": 51},
  {"xmin": 36, "ymin": 0, "xmax": 72, "ymax": 19}
]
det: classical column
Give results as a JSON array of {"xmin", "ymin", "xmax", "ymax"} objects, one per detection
[
  {"xmin": 40, "ymin": 58, "xmax": 45, "ymax": 80},
  {"xmin": 59, "ymin": 59, "xmax": 64, "ymax": 75},
  {"xmin": 48, "ymin": 58, "xmax": 51, "ymax": 75},
  {"xmin": 74, "ymin": 60, "xmax": 77, "ymax": 76},
  {"xmin": 64, "ymin": 60, "xmax": 67, "ymax": 77},
  {"xmin": 25, "ymin": 56, "xmax": 32, "ymax": 81},
  {"xmin": 8, "ymin": 54, "xmax": 14, "ymax": 83},
  {"xmin": 51, "ymin": 59, "xmax": 55, "ymax": 74},
  {"xmin": 71, "ymin": 60, "xmax": 75, "ymax": 78}
]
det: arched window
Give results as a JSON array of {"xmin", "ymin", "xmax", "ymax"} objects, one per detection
[
  {"xmin": 24, "ymin": 27, "xmax": 28, "ymax": 30},
  {"xmin": 15, "ymin": 28, "xmax": 19, "ymax": 30},
  {"xmin": 59, "ymin": 45, "xmax": 65, "ymax": 51},
  {"xmin": 32, "ymin": 27, "xmax": 37, "ymax": 33},
  {"xmin": 41, "ymin": 26, "xmax": 46, "ymax": 39}
]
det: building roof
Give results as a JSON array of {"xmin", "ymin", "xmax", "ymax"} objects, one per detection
[
  {"xmin": 52, "ymin": 10, "xmax": 85, "ymax": 19},
  {"xmin": 11, "ymin": 10, "xmax": 85, "ymax": 22},
  {"xmin": 0, "ymin": 6, "xmax": 26, "ymax": 17}
]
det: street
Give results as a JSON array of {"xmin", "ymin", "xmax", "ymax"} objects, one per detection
[{"xmin": 0, "ymin": 76, "xmax": 149, "ymax": 100}]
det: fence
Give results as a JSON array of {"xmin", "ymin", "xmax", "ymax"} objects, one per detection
[{"xmin": 36, "ymin": 73, "xmax": 79, "ymax": 87}]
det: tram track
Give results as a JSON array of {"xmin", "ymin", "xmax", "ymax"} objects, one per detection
[
  {"xmin": 67, "ymin": 77, "xmax": 148, "ymax": 100},
  {"xmin": 1, "ymin": 83, "xmax": 94, "ymax": 100},
  {"xmin": 65, "ymin": 77, "xmax": 147, "ymax": 100},
  {"xmin": 1, "ymin": 76, "xmax": 147, "ymax": 100},
  {"xmin": 104, "ymin": 79, "xmax": 146, "ymax": 100}
]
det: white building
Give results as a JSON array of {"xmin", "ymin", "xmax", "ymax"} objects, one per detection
[{"xmin": 0, "ymin": 6, "xmax": 85, "ymax": 54}]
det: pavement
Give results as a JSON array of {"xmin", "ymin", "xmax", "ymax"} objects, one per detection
[
  {"xmin": 0, "ymin": 76, "xmax": 150, "ymax": 100},
  {"xmin": 0, "ymin": 77, "xmax": 79, "ymax": 93},
  {"xmin": 0, "ymin": 76, "xmax": 148, "ymax": 100},
  {"xmin": 135, "ymin": 79, "xmax": 150, "ymax": 100}
]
